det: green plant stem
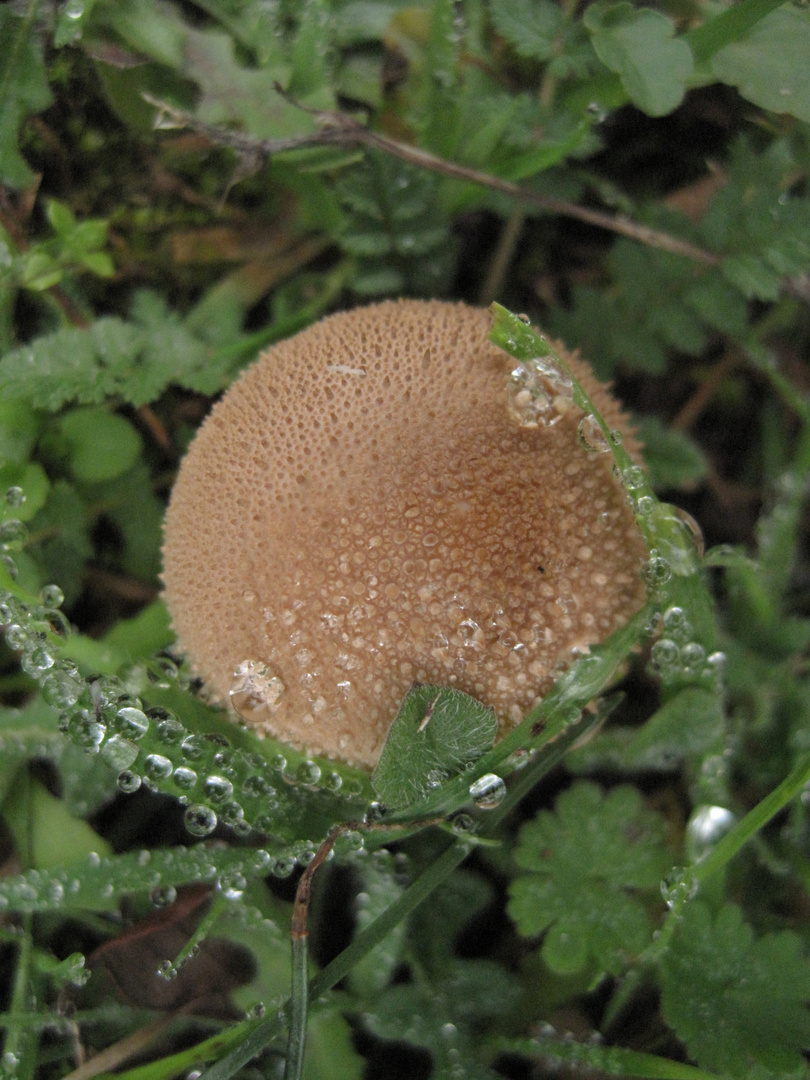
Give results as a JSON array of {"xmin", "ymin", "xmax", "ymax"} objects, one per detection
[
  {"xmin": 3, "ymin": 914, "xmax": 37, "ymax": 1078},
  {"xmin": 201, "ymin": 712, "xmax": 601, "ymax": 1080},
  {"xmin": 686, "ymin": 0, "xmax": 786, "ymax": 65},
  {"xmin": 284, "ymin": 937, "xmax": 309, "ymax": 1080}
]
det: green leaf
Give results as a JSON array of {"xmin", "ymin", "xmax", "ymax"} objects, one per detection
[
  {"xmin": 488, "ymin": 0, "xmax": 563, "ymax": 62},
  {"xmin": 721, "ymin": 254, "xmax": 781, "ymax": 301},
  {"xmin": 585, "ymin": 3, "xmax": 693, "ymax": 117},
  {"xmin": 711, "ymin": 6, "xmax": 810, "ymax": 123},
  {"xmin": 27, "ymin": 481, "xmax": 92, "ymax": 605},
  {"xmin": 636, "ymin": 416, "xmax": 708, "ymax": 492},
  {"xmin": 660, "ymin": 902, "xmax": 810, "ymax": 1077},
  {"xmin": 0, "ymin": 7, "xmax": 53, "ymax": 189},
  {"xmin": 57, "ymin": 407, "xmax": 143, "ymax": 483},
  {"xmin": 1, "ymin": 774, "xmax": 112, "ymax": 870},
  {"xmin": 372, "ymin": 685, "xmax": 497, "ymax": 810},
  {"xmin": 501, "ymin": 1036, "xmax": 724, "ymax": 1079},
  {"xmin": 508, "ymin": 781, "xmax": 669, "ymax": 975}
]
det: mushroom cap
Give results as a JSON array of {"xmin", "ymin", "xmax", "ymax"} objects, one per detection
[{"xmin": 162, "ymin": 300, "xmax": 648, "ymax": 768}]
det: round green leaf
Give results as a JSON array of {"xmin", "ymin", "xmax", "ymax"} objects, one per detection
[{"xmin": 58, "ymin": 406, "xmax": 143, "ymax": 482}]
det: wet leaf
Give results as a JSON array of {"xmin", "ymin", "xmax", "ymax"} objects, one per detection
[
  {"xmin": 508, "ymin": 781, "xmax": 669, "ymax": 975},
  {"xmin": 660, "ymin": 902, "xmax": 810, "ymax": 1076},
  {"xmin": 0, "ymin": 8, "xmax": 53, "ymax": 188},
  {"xmin": 372, "ymin": 685, "xmax": 497, "ymax": 810}
]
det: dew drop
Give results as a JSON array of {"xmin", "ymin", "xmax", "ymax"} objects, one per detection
[
  {"xmin": 203, "ymin": 775, "xmax": 234, "ymax": 803},
  {"xmin": 272, "ymin": 855, "xmax": 297, "ymax": 878},
  {"xmin": 577, "ymin": 415, "xmax": 610, "ymax": 453},
  {"xmin": 230, "ymin": 660, "xmax": 286, "ymax": 722},
  {"xmin": 180, "ymin": 734, "xmax": 206, "ymax": 760},
  {"xmin": 157, "ymin": 959, "xmax": 178, "ymax": 981},
  {"xmin": 39, "ymin": 583, "xmax": 65, "ymax": 608},
  {"xmin": 641, "ymin": 554, "xmax": 672, "ymax": 587},
  {"xmin": 661, "ymin": 867, "xmax": 698, "ymax": 909},
  {"xmin": 0, "ymin": 518, "xmax": 28, "ymax": 552},
  {"xmin": 687, "ymin": 805, "xmax": 736, "ymax": 860},
  {"xmin": 673, "ymin": 506, "xmax": 705, "ymax": 557},
  {"xmin": 219, "ymin": 800, "xmax": 245, "ymax": 826},
  {"xmin": 101, "ymin": 734, "xmax": 139, "ymax": 771},
  {"xmin": 218, "ymin": 871, "xmax": 247, "ymax": 900},
  {"xmin": 635, "ymin": 495, "xmax": 655, "ymax": 516},
  {"xmin": 294, "ymin": 759, "xmax": 322, "ymax": 786},
  {"xmin": 469, "ymin": 773, "xmax": 506, "ymax": 809},
  {"xmin": 151, "ymin": 885, "xmax": 177, "ymax": 907},
  {"xmin": 451, "ymin": 813, "xmax": 477, "ymax": 835},
  {"xmin": 4, "ymin": 486, "xmax": 25, "ymax": 508},
  {"xmin": 184, "ymin": 805, "xmax": 218, "ymax": 837},
  {"xmin": 116, "ymin": 706, "xmax": 150, "ymax": 740},
  {"xmin": 144, "ymin": 754, "xmax": 173, "ymax": 781},
  {"xmin": 173, "ymin": 766, "xmax": 198, "ymax": 790},
  {"xmin": 117, "ymin": 770, "xmax": 142, "ymax": 793}
]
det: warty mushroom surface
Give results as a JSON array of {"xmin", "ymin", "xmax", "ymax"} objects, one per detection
[{"xmin": 162, "ymin": 300, "xmax": 649, "ymax": 768}]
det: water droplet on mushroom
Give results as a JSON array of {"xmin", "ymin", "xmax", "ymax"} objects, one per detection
[
  {"xmin": 184, "ymin": 805, "xmax": 218, "ymax": 837},
  {"xmin": 469, "ymin": 773, "xmax": 506, "ymax": 809},
  {"xmin": 229, "ymin": 660, "xmax": 285, "ymax": 722}
]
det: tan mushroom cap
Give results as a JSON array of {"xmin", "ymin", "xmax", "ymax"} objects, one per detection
[{"xmin": 162, "ymin": 300, "xmax": 648, "ymax": 769}]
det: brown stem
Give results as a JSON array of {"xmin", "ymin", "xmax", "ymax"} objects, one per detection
[{"xmin": 142, "ymin": 94, "xmax": 721, "ymax": 268}]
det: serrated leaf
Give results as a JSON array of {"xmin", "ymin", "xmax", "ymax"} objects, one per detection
[
  {"xmin": 721, "ymin": 254, "xmax": 781, "ymax": 301},
  {"xmin": 660, "ymin": 902, "xmax": 810, "ymax": 1077},
  {"xmin": 0, "ymin": 8, "xmax": 53, "ymax": 189},
  {"xmin": 508, "ymin": 781, "xmax": 669, "ymax": 975},
  {"xmin": 488, "ymin": 0, "xmax": 563, "ymax": 61},
  {"xmin": 585, "ymin": 3, "xmax": 693, "ymax": 117},
  {"xmin": 711, "ymin": 6, "xmax": 810, "ymax": 123},
  {"xmin": 372, "ymin": 685, "xmax": 497, "ymax": 810}
]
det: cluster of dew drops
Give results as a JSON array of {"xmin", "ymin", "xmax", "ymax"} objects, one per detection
[{"xmin": 1, "ymin": 483, "xmax": 512, "ymax": 894}]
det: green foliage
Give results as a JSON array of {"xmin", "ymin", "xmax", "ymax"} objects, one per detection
[
  {"xmin": 508, "ymin": 781, "xmax": 669, "ymax": 974},
  {"xmin": 1, "ymin": 1, "xmax": 810, "ymax": 1079},
  {"xmin": 371, "ymin": 685, "xmax": 497, "ymax": 809},
  {"xmin": 584, "ymin": 3, "xmax": 693, "ymax": 117},
  {"xmin": 660, "ymin": 902, "xmax": 810, "ymax": 1077}
]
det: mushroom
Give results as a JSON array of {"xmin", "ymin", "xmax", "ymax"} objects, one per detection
[{"xmin": 162, "ymin": 300, "xmax": 648, "ymax": 769}]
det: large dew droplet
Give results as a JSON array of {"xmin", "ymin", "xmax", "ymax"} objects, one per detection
[
  {"xmin": 576, "ymin": 415, "xmax": 610, "ymax": 453},
  {"xmin": 468, "ymin": 773, "xmax": 506, "ymax": 810},
  {"xmin": 229, "ymin": 660, "xmax": 285, "ymax": 723},
  {"xmin": 184, "ymin": 805, "xmax": 218, "ymax": 837}
]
